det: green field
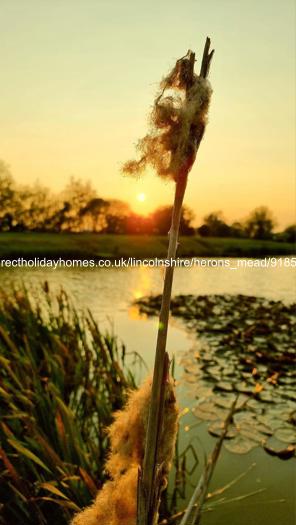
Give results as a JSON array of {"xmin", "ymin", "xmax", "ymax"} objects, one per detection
[{"xmin": 0, "ymin": 232, "xmax": 295, "ymax": 259}]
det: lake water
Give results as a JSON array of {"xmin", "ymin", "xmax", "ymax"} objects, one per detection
[
  {"xmin": 1, "ymin": 260, "xmax": 295, "ymax": 367},
  {"xmin": 0, "ymin": 260, "xmax": 295, "ymax": 524}
]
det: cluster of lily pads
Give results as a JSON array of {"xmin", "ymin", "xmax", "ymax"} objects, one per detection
[{"xmin": 136, "ymin": 294, "xmax": 296, "ymax": 459}]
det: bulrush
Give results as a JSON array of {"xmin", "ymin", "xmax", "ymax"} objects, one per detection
[
  {"xmin": 134, "ymin": 39, "xmax": 214, "ymax": 525},
  {"xmin": 71, "ymin": 378, "xmax": 178, "ymax": 525},
  {"xmin": 123, "ymin": 50, "xmax": 212, "ymax": 182}
]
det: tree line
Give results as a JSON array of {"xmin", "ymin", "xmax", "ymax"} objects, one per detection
[{"xmin": 0, "ymin": 161, "xmax": 295, "ymax": 241}]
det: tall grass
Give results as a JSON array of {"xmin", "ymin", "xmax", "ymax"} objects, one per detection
[{"xmin": 0, "ymin": 284, "xmax": 142, "ymax": 525}]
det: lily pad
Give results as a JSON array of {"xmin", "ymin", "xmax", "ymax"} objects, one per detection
[
  {"xmin": 193, "ymin": 402, "xmax": 227, "ymax": 422},
  {"xmin": 138, "ymin": 293, "xmax": 296, "ymax": 459},
  {"xmin": 274, "ymin": 427, "xmax": 296, "ymax": 444},
  {"xmin": 208, "ymin": 422, "xmax": 238, "ymax": 439},
  {"xmin": 215, "ymin": 381, "xmax": 233, "ymax": 392},
  {"xmin": 224, "ymin": 435, "xmax": 258, "ymax": 455},
  {"xmin": 264, "ymin": 437, "xmax": 296, "ymax": 460}
]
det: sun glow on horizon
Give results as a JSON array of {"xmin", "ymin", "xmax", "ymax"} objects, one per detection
[
  {"xmin": 134, "ymin": 192, "xmax": 149, "ymax": 214},
  {"xmin": 137, "ymin": 192, "xmax": 146, "ymax": 203}
]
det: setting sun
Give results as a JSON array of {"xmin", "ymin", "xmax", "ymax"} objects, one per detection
[
  {"xmin": 137, "ymin": 192, "xmax": 146, "ymax": 203},
  {"xmin": 133, "ymin": 191, "xmax": 150, "ymax": 215}
]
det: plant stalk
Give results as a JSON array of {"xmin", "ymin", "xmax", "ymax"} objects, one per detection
[
  {"xmin": 138, "ymin": 173, "xmax": 188, "ymax": 525},
  {"xmin": 180, "ymin": 395, "xmax": 238, "ymax": 525},
  {"xmin": 138, "ymin": 37, "xmax": 214, "ymax": 525}
]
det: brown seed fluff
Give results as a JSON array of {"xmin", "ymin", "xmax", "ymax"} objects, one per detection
[
  {"xmin": 122, "ymin": 52, "xmax": 212, "ymax": 182},
  {"xmin": 71, "ymin": 377, "xmax": 178, "ymax": 525}
]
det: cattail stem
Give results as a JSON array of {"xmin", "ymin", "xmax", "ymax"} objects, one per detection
[
  {"xmin": 137, "ymin": 37, "xmax": 214, "ymax": 525},
  {"xmin": 138, "ymin": 174, "xmax": 188, "ymax": 525}
]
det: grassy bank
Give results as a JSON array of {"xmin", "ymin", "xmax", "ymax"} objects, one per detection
[{"xmin": 0, "ymin": 232, "xmax": 295, "ymax": 259}]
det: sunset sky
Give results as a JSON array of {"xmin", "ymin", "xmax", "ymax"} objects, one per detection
[{"xmin": 0, "ymin": 0, "xmax": 295, "ymax": 228}]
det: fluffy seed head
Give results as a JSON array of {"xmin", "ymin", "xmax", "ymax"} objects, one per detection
[
  {"xmin": 71, "ymin": 377, "xmax": 178, "ymax": 525},
  {"xmin": 122, "ymin": 52, "xmax": 212, "ymax": 182}
]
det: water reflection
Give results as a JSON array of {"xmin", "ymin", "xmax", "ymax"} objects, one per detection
[
  {"xmin": 132, "ymin": 265, "xmax": 155, "ymax": 301},
  {"xmin": 128, "ymin": 305, "xmax": 147, "ymax": 321}
]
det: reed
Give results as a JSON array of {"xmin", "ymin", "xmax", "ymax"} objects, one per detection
[
  {"xmin": 0, "ymin": 284, "xmax": 142, "ymax": 525},
  {"xmin": 123, "ymin": 38, "xmax": 214, "ymax": 525}
]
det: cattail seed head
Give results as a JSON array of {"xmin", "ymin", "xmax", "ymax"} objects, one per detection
[
  {"xmin": 71, "ymin": 377, "xmax": 178, "ymax": 525},
  {"xmin": 122, "ymin": 51, "xmax": 212, "ymax": 182}
]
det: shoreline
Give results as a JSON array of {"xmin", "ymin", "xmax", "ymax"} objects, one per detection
[{"xmin": 0, "ymin": 232, "xmax": 295, "ymax": 260}]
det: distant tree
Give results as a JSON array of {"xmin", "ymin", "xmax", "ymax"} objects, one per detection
[
  {"xmin": 0, "ymin": 161, "xmax": 14, "ymax": 205},
  {"xmin": 197, "ymin": 211, "xmax": 231, "ymax": 237},
  {"xmin": 44, "ymin": 201, "xmax": 72, "ymax": 232},
  {"xmin": 62, "ymin": 177, "xmax": 97, "ymax": 210},
  {"xmin": 125, "ymin": 213, "xmax": 152, "ymax": 235},
  {"xmin": 11, "ymin": 183, "xmax": 58, "ymax": 231},
  {"xmin": 104, "ymin": 200, "xmax": 131, "ymax": 234},
  {"xmin": 151, "ymin": 207, "xmax": 171, "ymax": 235},
  {"xmin": 281, "ymin": 224, "xmax": 296, "ymax": 243},
  {"xmin": 0, "ymin": 161, "xmax": 15, "ymax": 230},
  {"xmin": 230, "ymin": 221, "xmax": 246, "ymax": 238},
  {"xmin": 60, "ymin": 177, "xmax": 98, "ymax": 231},
  {"xmin": 0, "ymin": 213, "xmax": 14, "ymax": 232},
  {"xmin": 197, "ymin": 223, "xmax": 210, "ymax": 237},
  {"xmin": 151, "ymin": 205, "xmax": 195, "ymax": 235},
  {"xmin": 79, "ymin": 198, "xmax": 109, "ymax": 232},
  {"xmin": 181, "ymin": 206, "xmax": 195, "ymax": 235},
  {"xmin": 245, "ymin": 206, "xmax": 276, "ymax": 240}
]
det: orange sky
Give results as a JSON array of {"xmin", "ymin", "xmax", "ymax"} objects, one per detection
[{"xmin": 0, "ymin": 0, "xmax": 295, "ymax": 229}]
